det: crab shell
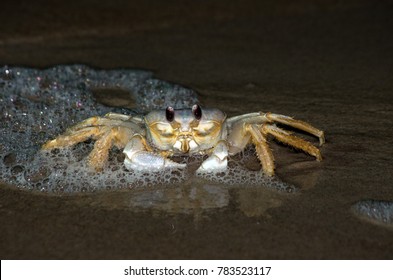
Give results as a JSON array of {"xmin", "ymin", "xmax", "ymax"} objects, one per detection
[{"xmin": 144, "ymin": 106, "xmax": 227, "ymax": 155}]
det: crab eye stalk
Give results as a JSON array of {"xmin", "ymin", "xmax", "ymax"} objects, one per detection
[
  {"xmin": 192, "ymin": 104, "xmax": 202, "ymax": 120},
  {"xmin": 165, "ymin": 106, "xmax": 175, "ymax": 122}
]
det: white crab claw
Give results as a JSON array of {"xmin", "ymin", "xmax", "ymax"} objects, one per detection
[
  {"xmin": 123, "ymin": 136, "xmax": 186, "ymax": 171},
  {"xmin": 124, "ymin": 151, "xmax": 186, "ymax": 171},
  {"xmin": 197, "ymin": 140, "xmax": 228, "ymax": 173}
]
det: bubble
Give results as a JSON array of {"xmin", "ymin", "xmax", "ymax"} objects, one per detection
[
  {"xmin": 3, "ymin": 153, "xmax": 16, "ymax": 166},
  {"xmin": 352, "ymin": 200, "xmax": 393, "ymax": 226},
  {"xmin": 11, "ymin": 165, "xmax": 24, "ymax": 175}
]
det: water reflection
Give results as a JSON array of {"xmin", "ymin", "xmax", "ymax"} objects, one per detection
[{"xmin": 79, "ymin": 178, "xmax": 296, "ymax": 219}]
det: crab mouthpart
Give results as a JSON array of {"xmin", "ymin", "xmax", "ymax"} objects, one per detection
[
  {"xmin": 180, "ymin": 138, "xmax": 190, "ymax": 153},
  {"xmin": 173, "ymin": 134, "xmax": 199, "ymax": 154}
]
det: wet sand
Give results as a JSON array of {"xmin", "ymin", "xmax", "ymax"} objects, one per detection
[{"xmin": 1, "ymin": 0, "xmax": 393, "ymax": 259}]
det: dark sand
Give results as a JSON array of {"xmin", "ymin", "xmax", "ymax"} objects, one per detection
[{"xmin": 1, "ymin": 0, "xmax": 393, "ymax": 259}]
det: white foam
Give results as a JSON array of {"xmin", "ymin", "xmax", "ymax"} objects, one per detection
[{"xmin": 352, "ymin": 200, "xmax": 393, "ymax": 225}]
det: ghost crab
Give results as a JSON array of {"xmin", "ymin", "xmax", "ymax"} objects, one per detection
[{"xmin": 42, "ymin": 104, "xmax": 325, "ymax": 176}]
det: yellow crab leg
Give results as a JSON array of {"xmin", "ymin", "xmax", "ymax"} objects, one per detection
[
  {"xmin": 70, "ymin": 116, "xmax": 141, "ymax": 132},
  {"xmin": 261, "ymin": 124, "xmax": 322, "ymax": 161},
  {"xmin": 88, "ymin": 126, "xmax": 136, "ymax": 171},
  {"xmin": 42, "ymin": 127, "xmax": 102, "ymax": 150},
  {"xmin": 264, "ymin": 113, "xmax": 325, "ymax": 146},
  {"xmin": 88, "ymin": 129, "xmax": 115, "ymax": 171},
  {"xmin": 246, "ymin": 124, "xmax": 275, "ymax": 176}
]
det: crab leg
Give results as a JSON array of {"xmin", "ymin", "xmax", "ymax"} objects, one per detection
[
  {"xmin": 228, "ymin": 119, "xmax": 322, "ymax": 176},
  {"xmin": 227, "ymin": 121, "xmax": 276, "ymax": 175},
  {"xmin": 246, "ymin": 124, "xmax": 275, "ymax": 176},
  {"xmin": 70, "ymin": 115, "xmax": 142, "ymax": 132},
  {"xmin": 264, "ymin": 113, "xmax": 325, "ymax": 146},
  {"xmin": 87, "ymin": 129, "xmax": 114, "ymax": 171},
  {"xmin": 42, "ymin": 127, "xmax": 103, "ymax": 150},
  {"xmin": 105, "ymin": 112, "xmax": 144, "ymax": 124},
  {"xmin": 227, "ymin": 112, "xmax": 325, "ymax": 146},
  {"xmin": 88, "ymin": 126, "xmax": 135, "ymax": 171},
  {"xmin": 261, "ymin": 124, "xmax": 322, "ymax": 161},
  {"xmin": 227, "ymin": 112, "xmax": 266, "ymax": 124},
  {"xmin": 43, "ymin": 122, "xmax": 136, "ymax": 171}
]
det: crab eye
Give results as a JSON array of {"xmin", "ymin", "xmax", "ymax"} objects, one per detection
[
  {"xmin": 192, "ymin": 104, "xmax": 202, "ymax": 120},
  {"xmin": 165, "ymin": 106, "xmax": 175, "ymax": 122}
]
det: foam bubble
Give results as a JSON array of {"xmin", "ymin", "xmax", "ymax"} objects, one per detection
[
  {"xmin": 352, "ymin": 200, "xmax": 393, "ymax": 226},
  {"xmin": 195, "ymin": 147, "xmax": 297, "ymax": 192},
  {"xmin": 0, "ymin": 65, "xmax": 292, "ymax": 193}
]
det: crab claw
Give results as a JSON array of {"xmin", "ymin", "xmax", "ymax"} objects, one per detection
[
  {"xmin": 197, "ymin": 140, "xmax": 228, "ymax": 173},
  {"xmin": 123, "ymin": 135, "xmax": 186, "ymax": 171},
  {"xmin": 124, "ymin": 151, "xmax": 186, "ymax": 171}
]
